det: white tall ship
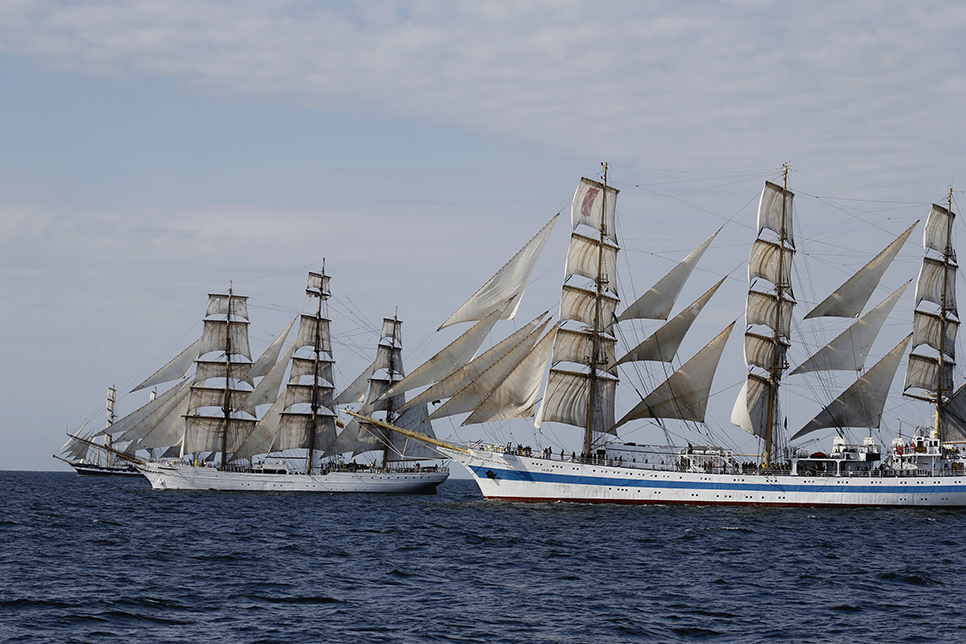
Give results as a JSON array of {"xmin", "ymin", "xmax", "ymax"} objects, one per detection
[
  {"xmin": 92, "ymin": 269, "xmax": 448, "ymax": 493},
  {"xmin": 373, "ymin": 166, "xmax": 966, "ymax": 507}
]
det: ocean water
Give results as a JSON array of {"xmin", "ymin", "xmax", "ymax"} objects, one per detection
[{"xmin": 2, "ymin": 471, "xmax": 964, "ymax": 643}]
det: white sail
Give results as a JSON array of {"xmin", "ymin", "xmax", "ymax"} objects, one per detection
[
  {"xmin": 572, "ymin": 177, "xmax": 618, "ymax": 244},
  {"xmin": 793, "ymin": 334, "xmax": 911, "ymax": 439},
  {"xmin": 427, "ymin": 320, "xmax": 552, "ymax": 421},
  {"xmin": 758, "ymin": 181, "xmax": 795, "ymax": 247},
  {"xmin": 792, "ymin": 282, "xmax": 910, "ymax": 374},
  {"xmin": 206, "ymin": 293, "xmax": 249, "ymax": 320},
  {"xmin": 915, "ymin": 257, "xmax": 958, "ymax": 316},
  {"xmin": 398, "ymin": 314, "xmax": 547, "ymax": 413},
  {"xmin": 132, "ymin": 338, "xmax": 203, "ymax": 392},
  {"xmin": 387, "ymin": 403, "xmax": 443, "ymax": 460},
  {"xmin": 276, "ymin": 413, "xmax": 337, "ymax": 454},
  {"xmin": 182, "ymin": 416, "xmax": 256, "ymax": 456},
  {"xmin": 248, "ymin": 316, "xmax": 297, "ymax": 380},
  {"xmin": 924, "ymin": 204, "xmax": 956, "ymax": 259},
  {"xmin": 384, "ymin": 302, "xmax": 508, "ymax": 399},
  {"xmin": 463, "ymin": 324, "xmax": 559, "ymax": 425},
  {"xmin": 535, "ymin": 368, "xmax": 618, "ymax": 435},
  {"xmin": 912, "ymin": 310, "xmax": 959, "ymax": 360},
  {"xmin": 904, "ymin": 353, "xmax": 954, "ymax": 393},
  {"xmin": 565, "ymin": 233, "xmax": 618, "ymax": 288},
  {"xmin": 940, "ymin": 384, "xmax": 966, "ymax": 443},
  {"xmin": 199, "ymin": 318, "xmax": 252, "ymax": 360},
  {"xmin": 96, "ymin": 380, "xmax": 187, "ymax": 437},
  {"xmin": 746, "ymin": 290, "xmax": 795, "ymax": 337},
  {"xmin": 748, "ymin": 239, "xmax": 794, "ymax": 289},
  {"xmin": 334, "ymin": 360, "xmax": 377, "ymax": 406},
  {"xmin": 743, "ymin": 332, "xmax": 788, "ymax": 371},
  {"xmin": 231, "ymin": 396, "xmax": 284, "ymax": 462},
  {"xmin": 731, "ymin": 373, "xmax": 772, "ymax": 440},
  {"xmin": 805, "ymin": 222, "xmax": 916, "ymax": 319},
  {"xmin": 619, "ymin": 230, "xmax": 717, "ymax": 322},
  {"xmin": 615, "ymin": 278, "xmax": 724, "ymax": 366},
  {"xmin": 554, "ymin": 328, "xmax": 617, "ymax": 373},
  {"xmin": 613, "ymin": 322, "xmax": 734, "ymax": 429},
  {"xmin": 240, "ymin": 340, "xmax": 299, "ymax": 414},
  {"xmin": 561, "ymin": 284, "xmax": 618, "ymax": 332},
  {"xmin": 130, "ymin": 388, "xmax": 191, "ymax": 450},
  {"xmin": 438, "ymin": 215, "xmax": 558, "ymax": 329}
]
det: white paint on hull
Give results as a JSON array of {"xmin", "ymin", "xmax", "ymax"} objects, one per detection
[
  {"xmin": 138, "ymin": 462, "xmax": 448, "ymax": 493},
  {"xmin": 441, "ymin": 447, "xmax": 966, "ymax": 507}
]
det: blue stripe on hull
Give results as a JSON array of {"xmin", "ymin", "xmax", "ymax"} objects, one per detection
[{"xmin": 465, "ymin": 462, "xmax": 966, "ymax": 507}]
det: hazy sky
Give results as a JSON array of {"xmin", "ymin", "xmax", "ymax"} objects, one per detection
[{"xmin": 4, "ymin": 1, "xmax": 965, "ymax": 471}]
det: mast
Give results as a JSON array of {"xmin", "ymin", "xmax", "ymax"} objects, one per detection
[
  {"xmin": 732, "ymin": 167, "xmax": 796, "ymax": 466},
  {"xmin": 764, "ymin": 166, "xmax": 791, "ymax": 467},
  {"xmin": 105, "ymin": 385, "xmax": 116, "ymax": 467},
  {"xmin": 936, "ymin": 186, "xmax": 955, "ymax": 438},
  {"xmin": 219, "ymin": 284, "xmax": 235, "ymax": 471},
  {"xmin": 305, "ymin": 265, "xmax": 330, "ymax": 474},
  {"xmin": 584, "ymin": 163, "xmax": 609, "ymax": 455},
  {"xmin": 904, "ymin": 190, "xmax": 959, "ymax": 441},
  {"xmin": 384, "ymin": 313, "xmax": 401, "ymax": 465}
]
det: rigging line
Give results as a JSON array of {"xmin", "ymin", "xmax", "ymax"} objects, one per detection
[{"xmin": 609, "ymin": 162, "xmax": 781, "ymax": 178}]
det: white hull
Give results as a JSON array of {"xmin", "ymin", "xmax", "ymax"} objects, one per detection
[
  {"xmin": 443, "ymin": 447, "xmax": 966, "ymax": 507},
  {"xmin": 138, "ymin": 461, "xmax": 448, "ymax": 493}
]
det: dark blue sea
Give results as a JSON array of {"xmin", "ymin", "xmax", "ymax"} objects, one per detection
[{"xmin": 2, "ymin": 471, "xmax": 965, "ymax": 643}]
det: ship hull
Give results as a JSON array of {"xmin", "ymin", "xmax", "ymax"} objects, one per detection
[
  {"xmin": 137, "ymin": 462, "xmax": 448, "ymax": 493},
  {"xmin": 71, "ymin": 462, "xmax": 143, "ymax": 477},
  {"xmin": 443, "ymin": 447, "xmax": 966, "ymax": 507}
]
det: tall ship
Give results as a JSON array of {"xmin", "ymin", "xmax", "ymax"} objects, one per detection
[
  {"xmin": 54, "ymin": 386, "xmax": 141, "ymax": 477},
  {"xmin": 86, "ymin": 269, "xmax": 448, "ymax": 493},
  {"xmin": 370, "ymin": 165, "xmax": 966, "ymax": 507}
]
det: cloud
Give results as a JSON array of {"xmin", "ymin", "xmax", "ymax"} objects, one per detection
[{"xmin": 2, "ymin": 1, "xmax": 965, "ymax": 178}]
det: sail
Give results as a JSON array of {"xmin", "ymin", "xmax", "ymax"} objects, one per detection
[
  {"xmin": 115, "ymin": 382, "xmax": 190, "ymax": 442},
  {"xmin": 96, "ymin": 380, "xmax": 187, "ymax": 437},
  {"xmin": 758, "ymin": 181, "xmax": 795, "ymax": 247},
  {"xmin": 206, "ymin": 293, "xmax": 249, "ymax": 320},
  {"xmin": 132, "ymin": 338, "xmax": 202, "ymax": 392},
  {"xmin": 730, "ymin": 373, "xmax": 772, "ymax": 440},
  {"xmin": 791, "ymin": 282, "xmax": 910, "ymax": 374},
  {"xmin": 248, "ymin": 316, "xmax": 297, "ymax": 380},
  {"xmin": 572, "ymin": 177, "xmax": 618, "ymax": 244},
  {"xmin": 924, "ymin": 204, "xmax": 956, "ymax": 260},
  {"xmin": 793, "ymin": 334, "xmax": 911, "ymax": 439},
  {"xmin": 427, "ymin": 319, "xmax": 552, "ymax": 421},
  {"xmin": 438, "ymin": 215, "xmax": 558, "ymax": 329},
  {"xmin": 912, "ymin": 310, "xmax": 959, "ymax": 360},
  {"xmin": 384, "ymin": 302, "xmax": 508, "ymax": 399},
  {"xmin": 129, "ymin": 387, "xmax": 191, "ymax": 450},
  {"xmin": 566, "ymin": 233, "xmax": 618, "ymax": 288},
  {"xmin": 619, "ymin": 230, "xmax": 717, "ymax": 322},
  {"xmin": 334, "ymin": 360, "xmax": 377, "ymax": 406},
  {"xmin": 398, "ymin": 314, "xmax": 547, "ymax": 413},
  {"xmin": 904, "ymin": 353, "xmax": 954, "ymax": 393},
  {"xmin": 199, "ymin": 318, "xmax": 252, "ymax": 360},
  {"xmin": 805, "ymin": 222, "xmax": 916, "ymax": 319},
  {"xmin": 613, "ymin": 322, "xmax": 734, "ymax": 429},
  {"xmin": 554, "ymin": 328, "xmax": 617, "ymax": 374},
  {"xmin": 561, "ymin": 284, "xmax": 619, "ymax": 332},
  {"xmin": 387, "ymin": 403, "xmax": 443, "ymax": 460},
  {"xmin": 749, "ymin": 240, "xmax": 794, "ymax": 289},
  {"xmin": 463, "ymin": 324, "xmax": 559, "ymax": 425},
  {"xmin": 240, "ymin": 340, "xmax": 299, "ymax": 414},
  {"xmin": 231, "ymin": 396, "xmax": 284, "ymax": 462},
  {"xmin": 535, "ymin": 368, "xmax": 618, "ymax": 435},
  {"xmin": 743, "ymin": 333, "xmax": 788, "ymax": 371},
  {"xmin": 916, "ymin": 257, "xmax": 958, "ymax": 316},
  {"xmin": 614, "ymin": 278, "xmax": 724, "ymax": 366},
  {"xmin": 182, "ymin": 416, "xmax": 256, "ymax": 455},
  {"xmin": 745, "ymin": 290, "xmax": 795, "ymax": 337},
  {"xmin": 939, "ymin": 384, "xmax": 966, "ymax": 443}
]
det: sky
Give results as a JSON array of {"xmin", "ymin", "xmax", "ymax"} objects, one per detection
[{"xmin": 3, "ymin": 0, "xmax": 966, "ymax": 471}]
